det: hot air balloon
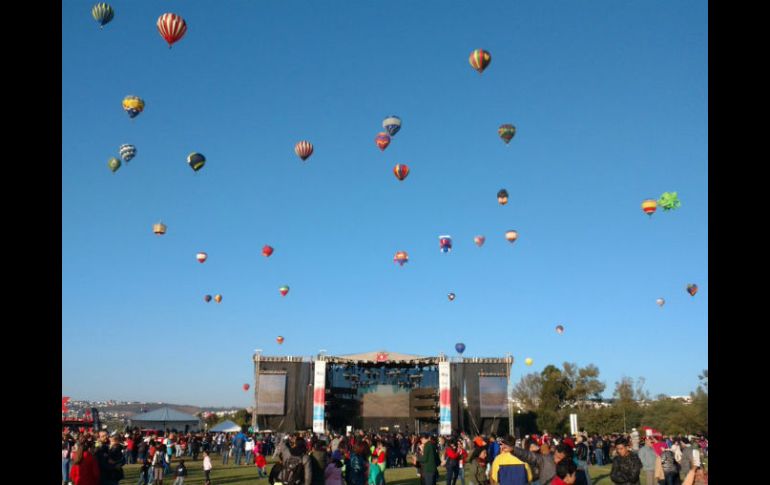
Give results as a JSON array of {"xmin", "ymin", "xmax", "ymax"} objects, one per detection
[
  {"xmin": 243, "ymin": 384, "xmax": 250, "ymax": 391},
  {"xmin": 498, "ymin": 124, "xmax": 516, "ymax": 144},
  {"xmin": 92, "ymin": 3, "xmax": 114, "ymax": 28},
  {"xmin": 383, "ymin": 116, "xmax": 402, "ymax": 137},
  {"xmin": 196, "ymin": 252, "xmax": 207, "ymax": 263},
  {"xmin": 375, "ymin": 132, "xmax": 391, "ymax": 151},
  {"xmin": 641, "ymin": 199, "xmax": 657, "ymax": 216},
  {"xmin": 469, "ymin": 49, "xmax": 491, "ymax": 74},
  {"xmin": 505, "ymin": 230, "xmax": 518, "ymax": 243},
  {"xmin": 658, "ymin": 192, "xmax": 682, "ymax": 211},
  {"xmin": 525, "ymin": 358, "xmax": 533, "ymax": 366},
  {"xmin": 439, "ymin": 235, "xmax": 453, "ymax": 253},
  {"xmin": 448, "ymin": 293, "xmax": 456, "ymax": 302},
  {"xmin": 108, "ymin": 157, "xmax": 121, "ymax": 173},
  {"xmin": 295, "ymin": 141, "xmax": 313, "ymax": 161},
  {"xmin": 262, "ymin": 245, "xmax": 274, "ymax": 257},
  {"xmin": 119, "ymin": 144, "xmax": 136, "ymax": 162},
  {"xmin": 455, "ymin": 343, "xmax": 465, "ymax": 354},
  {"xmin": 497, "ymin": 189, "xmax": 509, "ymax": 205},
  {"xmin": 157, "ymin": 13, "xmax": 187, "ymax": 48},
  {"xmin": 555, "ymin": 325, "xmax": 564, "ymax": 335},
  {"xmin": 214, "ymin": 294, "xmax": 222, "ymax": 303},
  {"xmin": 393, "ymin": 251, "xmax": 409, "ymax": 266},
  {"xmin": 187, "ymin": 153, "xmax": 206, "ymax": 172},
  {"xmin": 474, "ymin": 235, "xmax": 486, "ymax": 247},
  {"xmin": 153, "ymin": 222, "xmax": 167, "ymax": 235},
  {"xmin": 276, "ymin": 336, "xmax": 285, "ymax": 345},
  {"xmin": 204, "ymin": 294, "xmax": 212, "ymax": 303},
  {"xmin": 279, "ymin": 285, "xmax": 290, "ymax": 297},
  {"xmin": 122, "ymin": 96, "xmax": 145, "ymax": 119},
  {"xmin": 687, "ymin": 284, "xmax": 698, "ymax": 297},
  {"xmin": 656, "ymin": 298, "xmax": 665, "ymax": 307},
  {"xmin": 394, "ymin": 164, "xmax": 409, "ymax": 181}
]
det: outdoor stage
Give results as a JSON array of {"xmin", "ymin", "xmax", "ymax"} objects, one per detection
[{"xmin": 249, "ymin": 350, "xmax": 514, "ymax": 436}]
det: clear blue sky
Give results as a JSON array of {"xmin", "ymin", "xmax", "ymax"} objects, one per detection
[{"xmin": 63, "ymin": 1, "xmax": 707, "ymax": 407}]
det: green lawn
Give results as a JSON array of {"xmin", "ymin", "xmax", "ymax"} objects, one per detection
[{"xmin": 121, "ymin": 457, "xmax": 632, "ymax": 485}]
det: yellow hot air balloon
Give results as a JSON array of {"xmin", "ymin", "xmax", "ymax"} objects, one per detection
[{"xmin": 525, "ymin": 358, "xmax": 533, "ymax": 366}]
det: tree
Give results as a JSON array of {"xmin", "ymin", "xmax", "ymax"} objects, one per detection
[
  {"xmin": 563, "ymin": 362, "xmax": 606, "ymax": 408},
  {"xmin": 536, "ymin": 365, "xmax": 570, "ymax": 433},
  {"xmin": 512, "ymin": 373, "xmax": 542, "ymax": 412}
]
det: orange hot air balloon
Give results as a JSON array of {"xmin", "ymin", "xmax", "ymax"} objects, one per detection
[
  {"xmin": 642, "ymin": 199, "xmax": 657, "ymax": 216},
  {"xmin": 375, "ymin": 132, "xmax": 391, "ymax": 151},
  {"xmin": 153, "ymin": 222, "xmax": 167, "ymax": 235},
  {"xmin": 394, "ymin": 164, "xmax": 409, "ymax": 181},
  {"xmin": 276, "ymin": 336, "xmax": 285, "ymax": 344},
  {"xmin": 214, "ymin": 294, "xmax": 222, "ymax": 303},
  {"xmin": 295, "ymin": 141, "xmax": 314, "ymax": 161}
]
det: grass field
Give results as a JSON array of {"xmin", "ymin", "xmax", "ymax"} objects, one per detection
[{"xmin": 120, "ymin": 457, "xmax": 643, "ymax": 485}]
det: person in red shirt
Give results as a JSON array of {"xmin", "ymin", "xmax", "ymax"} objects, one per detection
[
  {"xmin": 125, "ymin": 435, "xmax": 136, "ymax": 464},
  {"xmin": 70, "ymin": 445, "xmax": 101, "ymax": 485},
  {"xmin": 255, "ymin": 451, "xmax": 267, "ymax": 478},
  {"xmin": 551, "ymin": 459, "xmax": 577, "ymax": 485}
]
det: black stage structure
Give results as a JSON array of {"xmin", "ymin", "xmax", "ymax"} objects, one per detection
[{"xmin": 250, "ymin": 351, "xmax": 515, "ymax": 436}]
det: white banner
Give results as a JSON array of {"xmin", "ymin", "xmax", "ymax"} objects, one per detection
[
  {"xmin": 439, "ymin": 362, "xmax": 451, "ymax": 435},
  {"xmin": 313, "ymin": 361, "xmax": 326, "ymax": 434},
  {"xmin": 569, "ymin": 413, "xmax": 578, "ymax": 436}
]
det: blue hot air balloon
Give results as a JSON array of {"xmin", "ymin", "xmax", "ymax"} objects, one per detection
[
  {"xmin": 455, "ymin": 343, "xmax": 466, "ymax": 354},
  {"xmin": 383, "ymin": 115, "xmax": 402, "ymax": 137}
]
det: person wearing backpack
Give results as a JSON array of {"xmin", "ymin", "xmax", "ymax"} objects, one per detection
[
  {"xmin": 278, "ymin": 437, "xmax": 313, "ymax": 485},
  {"xmin": 173, "ymin": 460, "xmax": 187, "ymax": 485}
]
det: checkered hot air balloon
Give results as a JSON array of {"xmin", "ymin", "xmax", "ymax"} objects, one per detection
[
  {"xmin": 383, "ymin": 116, "xmax": 402, "ymax": 137},
  {"xmin": 107, "ymin": 157, "xmax": 121, "ymax": 173},
  {"xmin": 642, "ymin": 199, "xmax": 657, "ymax": 217},
  {"xmin": 469, "ymin": 49, "xmax": 491, "ymax": 74},
  {"xmin": 119, "ymin": 144, "xmax": 136, "ymax": 163},
  {"xmin": 295, "ymin": 141, "xmax": 314, "ymax": 161},
  {"xmin": 122, "ymin": 96, "xmax": 144, "ymax": 119},
  {"xmin": 157, "ymin": 13, "xmax": 187, "ymax": 48},
  {"xmin": 375, "ymin": 132, "xmax": 391, "ymax": 151},
  {"xmin": 498, "ymin": 124, "xmax": 516, "ymax": 144},
  {"xmin": 92, "ymin": 3, "xmax": 114, "ymax": 28},
  {"xmin": 394, "ymin": 164, "xmax": 409, "ymax": 181}
]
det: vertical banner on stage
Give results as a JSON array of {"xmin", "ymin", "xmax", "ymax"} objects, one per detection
[
  {"xmin": 439, "ymin": 361, "xmax": 451, "ymax": 435},
  {"xmin": 313, "ymin": 360, "xmax": 326, "ymax": 434},
  {"xmin": 569, "ymin": 413, "xmax": 578, "ymax": 436}
]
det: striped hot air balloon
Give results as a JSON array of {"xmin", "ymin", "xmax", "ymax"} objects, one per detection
[
  {"xmin": 642, "ymin": 199, "xmax": 657, "ymax": 216},
  {"xmin": 122, "ymin": 96, "xmax": 144, "ymax": 119},
  {"xmin": 498, "ymin": 124, "xmax": 516, "ymax": 144},
  {"xmin": 187, "ymin": 153, "xmax": 206, "ymax": 172},
  {"xmin": 119, "ymin": 144, "xmax": 136, "ymax": 162},
  {"xmin": 295, "ymin": 141, "xmax": 313, "ymax": 161},
  {"xmin": 383, "ymin": 116, "xmax": 402, "ymax": 137},
  {"xmin": 107, "ymin": 157, "xmax": 121, "ymax": 173},
  {"xmin": 394, "ymin": 164, "xmax": 409, "ymax": 181},
  {"xmin": 92, "ymin": 3, "xmax": 114, "ymax": 28},
  {"xmin": 375, "ymin": 132, "xmax": 391, "ymax": 151},
  {"xmin": 469, "ymin": 49, "xmax": 491, "ymax": 74},
  {"xmin": 394, "ymin": 251, "xmax": 409, "ymax": 266},
  {"xmin": 157, "ymin": 13, "xmax": 187, "ymax": 48}
]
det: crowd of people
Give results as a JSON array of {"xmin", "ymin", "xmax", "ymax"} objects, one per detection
[{"xmin": 61, "ymin": 427, "xmax": 708, "ymax": 485}]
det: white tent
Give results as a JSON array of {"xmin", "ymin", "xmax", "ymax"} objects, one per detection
[
  {"xmin": 210, "ymin": 420, "xmax": 242, "ymax": 432},
  {"xmin": 129, "ymin": 407, "xmax": 201, "ymax": 432}
]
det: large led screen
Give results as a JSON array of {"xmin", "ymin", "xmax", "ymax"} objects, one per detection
[
  {"xmin": 361, "ymin": 385, "xmax": 410, "ymax": 417},
  {"xmin": 257, "ymin": 373, "xmax": 286, "ymax": 415},
  {"xmin": 479, "ymin": 376, "xmax": 508, "ymax": 418}
]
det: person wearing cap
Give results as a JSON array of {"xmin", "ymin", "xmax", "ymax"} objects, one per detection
[
  {"xmin": 490, "ymin": 436, "xmax": 532, "ymax": 485},
  {"xmin": 609, "ymin": 437, "xmax": 642, "ymax": 485}
]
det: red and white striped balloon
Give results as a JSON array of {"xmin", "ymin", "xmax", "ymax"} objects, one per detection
[
  {"xmin": 196, "ymin": 252, "xmax": 207, "ymax": 263},
  {"xmin": 295, "ymin": 141, "xmax": 314, "ymax": 161},
  {"xmin": 157, "ymin": 13, "xmax": 187, "ymax": 48}
]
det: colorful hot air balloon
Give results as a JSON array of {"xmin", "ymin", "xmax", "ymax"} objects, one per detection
[
  {"xmin": 474, "ymin": 235, "xmax": 486, "ymax": 247},
  {"xmin": 469, "ymin": 49, "xmax": 491, "ymax": 74},
  {"xmin": 108, "ymin": 157, "xmax": 121, "ymax": 173},
  {"xmin": 455, "ymin": 342, "xmax": 465, "ymax": 354},
  {"xmin": 214, "ymin": 294, "xmax": 222, "ymax": 303},
  {"xmin": 497, "ymin": 189, "xmax": 509, "ymax": 205},
  {"xmin": 448, "ymin": 293, "xmax": 456, "ymax": 302},
  {"xmin": 394, "ymin": 251, "xmax": 409, "ymax": 266},
  {"xmin": 687, "ymin": 284, "xmax": 698, "ymax": 297},
  {"xmin": 394, "ymin": 164, "xmax": 410, "ymax": 181},
  {"xmin": 498, "ymin": 124, "xmax": 516, "ymax": 144},
  {"xmin": 204, "ymin": 294, "xmax": 212, "ymax": 303},
  {"xmin": 276, "ymin": 335, "xmax": 285, "ymax": 344},
  {"xmin": 119, "ymin": 144, "xmax": 136, "ymax": 162},
  {"xmin": 439, "ymin": 235, "xmax": 452, "ymax": 253},
  {"xmin": 383, "ymin": 116, "xmax": 402, "ymax": 137},
  {"xmin": 375, "ymin": 132, "xmax": 391, "ymax": 151},
  {"xmin": 262, "ymin": 245, "xmax": 274, "ymax": 257},
  {"xmin": 187, "ymin": 153, "xmax": 206, "ymax": 172},
  {"xmin": 92, "ymin": 3, "xmax": 114, "ymax": 28},
  {"xmin": 153, "ymin": 222, "xmax": 167, "ymax": 235},
  {"xmin": 555, "ymin": 325, "xmax": 565, "ymax": 335},
  {"xmin": 279, "ymin": 285, "xmax": 290, "ymax": 297},
  {"xmin": 122, "ymin": 96, "xmax": 144, "ymax": 119},
  {"xmin": 157, "ymin": 13, "xmax": 187, "ymax": 48},
  {"xmin": 641, "ymin": 199, "xmax": 657, "ymax": 216},
  {"xmin": 295, "ymin": 141, "xmax": 314, "ymax": 161},
  {"xmin": 243, "ymin": 383, "xmax": 250, "ymax": 391},
  {"xmin": 656, "ymin": 298, "xmax": 665, "ymax": 307},
  {"xmin": 525, "ymin": 358, "xmax": 533, "ymax": 366},
  {"xmin": 658, "ymin": 192, "xmax": 682, "ymax": 211},
  {"xmin": 505, "ymin": 230, "xmax": 518, "ymax": 243},
  {"xmin": 196, "ymin": 252, "xmax": 207, "ymax": 263}
]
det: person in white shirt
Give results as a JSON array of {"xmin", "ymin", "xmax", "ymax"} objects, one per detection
[
  {"xmin": 245, "ymin": 438, "xmax": 255, "ymax": 465},
  {"xmin": 203, "ymin": 452, "xmax": 212, "ymax": 485}
]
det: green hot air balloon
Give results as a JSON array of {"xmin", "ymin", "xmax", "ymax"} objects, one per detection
[{"xmin": 108, "ymin": 157, "xmax": 121, "ymax": 173}]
